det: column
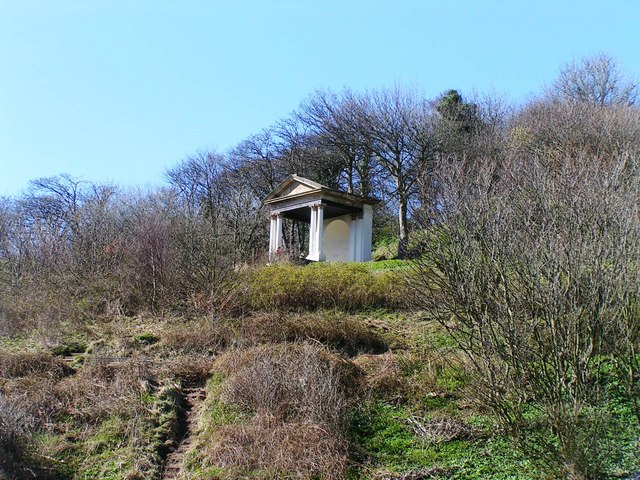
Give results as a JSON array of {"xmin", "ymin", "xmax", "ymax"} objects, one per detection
[
  {"xmin": 353, "ymin": 216, "xmax": 363, "ymax": 261},
  {"xmin": 307, "ymin": 205, "xmax": 317, "ymax": 260},
  {"xmin": 349, "ymin": 213, "xmax": 358, "ymax": 261},
  {"xmin": 316, "ymin": 203, "xmax": 325, "ymax": 261},
  {"xmin": 362, "ymin": 204, "xmax": 373, "ymax": 261},
  {"xmin": 275, "ymin": 213, "xmax": 283, "ymax": 251},
  {"xmin": 269, "ymin": 213, "xmax": 277, "ymax": 260}
]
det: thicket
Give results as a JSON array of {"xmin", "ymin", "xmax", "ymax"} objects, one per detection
[{"xmin": 411, "ymin": 100, "xmax": 640, "ymax": 478}]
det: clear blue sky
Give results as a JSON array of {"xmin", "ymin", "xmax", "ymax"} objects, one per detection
[{"xmin": 1, "ymin": 0, "xmax": 639, "ymax": 197}]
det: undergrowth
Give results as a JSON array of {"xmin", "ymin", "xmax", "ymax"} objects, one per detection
[{"xmin": 2, "ymin": 263, "xmax": 639, "ymax": 479}]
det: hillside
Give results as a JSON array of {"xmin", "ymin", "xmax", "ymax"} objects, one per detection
[
  {"xmin": 1, "ymin": 263, "xmax": 639, "ymax": 480},
  {"xmin": 3, "ymin": 55, "xmax": 640, "ymax": 480}
]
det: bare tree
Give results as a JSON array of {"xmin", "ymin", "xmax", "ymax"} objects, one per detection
[
  {"xmin": 229, "ymin": 129, "xmax": 284, "ymax": 199},
  {"xmin": 297, "ymin": 89, "xmax": 376, "ymax": 196},
  {"xmin": 550, "ymin": 53, "xmax": 638, "ymax": 106},
  {"xmin": 508, "ymin": 99, "xmax": 640, "ymax": 166},
  {"xmin": 166, "ymin": 151, "xmax": 265, "ymax": 289},
  {"xmin": 355, "ymin": 86, "xmax": 434, "ymax": 258},
  {"xmin": 275, "ymin": 116, "xmax": 344, "ymax": 189},
  {"xmin": 411, "ymin": 101, "xmax": 640, "ymax": 478}
]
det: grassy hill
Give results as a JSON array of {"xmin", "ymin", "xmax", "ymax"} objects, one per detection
[{"xmin": 2, "ymin": 262, "xmax": 639, "ymax": 480}]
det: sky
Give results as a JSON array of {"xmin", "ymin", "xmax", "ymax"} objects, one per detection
[{"xmin": 1, "ymin": 0, "xmax": 639, "ymax": 197}]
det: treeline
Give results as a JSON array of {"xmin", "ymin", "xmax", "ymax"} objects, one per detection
[
  {"xmin": 0, "ymin": 80, "xmax": 484, "ymax": 323},
  {"xmin": 0, "ymin": 54, "xmax": 638, "ymax": 319}
]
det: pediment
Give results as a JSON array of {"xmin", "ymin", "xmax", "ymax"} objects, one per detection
[
  {"xmin": 280, "ymin": 182, "xmax": 314, "ymax": 197},
  {"xmin": 264, "ymin": 174, "xmax": 325, "ymax": 202}
]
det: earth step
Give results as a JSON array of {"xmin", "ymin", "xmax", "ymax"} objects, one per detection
[{"xmin": 160, "ymin": 386, "xmax": 207, "ymax": 480}]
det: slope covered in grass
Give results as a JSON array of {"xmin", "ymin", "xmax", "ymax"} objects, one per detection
[{"xmin": 1, "ymin": 262, "xmax": 639, "ymax": 479}]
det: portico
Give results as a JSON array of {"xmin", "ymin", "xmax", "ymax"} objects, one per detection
[{"xmin": 264, "ymin": 175, "xmax": 377, "ymax": 262}]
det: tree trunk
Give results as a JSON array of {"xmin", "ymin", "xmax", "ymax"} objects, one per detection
[{"xmin": 397, "ymin": 195, "xmax": 409, "ymax": 259}]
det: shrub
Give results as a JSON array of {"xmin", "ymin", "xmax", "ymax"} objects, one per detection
[
  {"xmin": 245, "ymin": 263, "xmax": 405, "ymax": 311},
  {"xmin": 192, "ymin": 343, "xmax": 356, "ymax": 479},
  {"xmin": 0, "ymin": 393, "xmax": 34, "ymax": 478},
  {"xmin": 205, "ymin": 416, "xmax": 348, "ymax": 480},
  {"xmin": 0, "ymin": 353, "xmax": 70, "ymax": 379},
  {"xmin": 133, "ymin": 332, "xmax": 159, "ymax": 344},
  {"xmin": 411, "ymin": 127, "xmax": 640, "ymax": 478},
  {"xmin": 214, "ymin": 343, "xmax": 355, "ymax": 432},
  {"xmin": 51, "ymin": 339, "xmax": 87, "ymax": 356}
]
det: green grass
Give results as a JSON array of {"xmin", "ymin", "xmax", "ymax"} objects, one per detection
[
  {"xmin": 245, "ymin": 262, "xmax": 405, "ymax": 311},
  {"xmin": 366, "ymin": 259, "xmax": 411, "ymax": 271},
  {"xmin": 348, "ymin": 401, "xmax": 543, "ymax": 480}
]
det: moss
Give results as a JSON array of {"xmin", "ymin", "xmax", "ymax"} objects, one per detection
[
  {"xmin": 51, "ymin": 339, "xmax": 87, "ymax": 356},
  {"xmin": 183, "ymin": 375, "xmax": 249, "ymax": 474},
  {"xmin": 151, "ymin": 385, "xmax": 182, "ymax": 457},
  {"xmin": 133, "ymin": 332, "xmax": 159, "ymax": 345}
]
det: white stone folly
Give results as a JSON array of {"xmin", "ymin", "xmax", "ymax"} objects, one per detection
[{"xmin": 264, "ymin": 175, "xmax": 378, "ymax": 262}]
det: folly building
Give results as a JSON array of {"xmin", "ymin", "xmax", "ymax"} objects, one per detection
[{"xmin": 264, "ymin": 175, "xmax": 378, "ymax": 262}]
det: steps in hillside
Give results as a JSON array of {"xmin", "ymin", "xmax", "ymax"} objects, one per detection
[{"xmin": 160, "ymin": 386, "xmax": 206, "ymax": 480}]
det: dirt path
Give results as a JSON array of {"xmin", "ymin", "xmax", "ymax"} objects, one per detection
[{"xmin": 160, "ymin": 386, "xmax": 206, "ymax": 480}]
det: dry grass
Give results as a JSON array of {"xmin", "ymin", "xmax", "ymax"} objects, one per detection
[
  {"xmin": 0, "ymin": 356, "xmax": 156, "ymax": 432},
  {"xmin": 0, "ymin": 352, "xmax": 71, "ymax": 379},
  {"xmin": 214, "ymin": 343, "xmax": 355, "ymax": 432},
  {"xmin": 157, "ymin": 311, "xmax": 388, "ymax": 359},
  {"xmin": 207, "ymin": 415, "xmax": 348, "ymax": 479},
  {"xmin": 160, "ymin": 319, "xmax": 233, "ymax": 354},
  {"xmin": 0, "ymin": 392, "xmax": 35, "ymax": 479},
  {"xmin": 231, "ymin": 312, "xmax": 388, "ymax": 356},
  {"xmin": 162, "ymin": 354, "xmax": 215, "ymax": 385},
  {"xmin": 189, "ymin": 342, "xmax": 358, "ymax": 479},
  {"xmin": 353, "ymin": 353, "xmax": 404, "ymax": 398},
  {"xmin": 0, "ymin": 354, "xmax": 172, "ymax": 478},
  {"xmin": 405, "ymin": 416, "xmax": 475, "ymax": 443},
  {"xmin": 58, "ymin": 357, "xmax": 156, "ymax": 422}
]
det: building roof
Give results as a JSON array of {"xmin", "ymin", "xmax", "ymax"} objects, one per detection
[{"xmin": 263, "ymin": 174, "xmax": 379, "ymax": 206}]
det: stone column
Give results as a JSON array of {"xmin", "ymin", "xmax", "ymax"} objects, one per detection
[
  {"xmin": 361, "ymin": 204, "xmax": 373, "ymax": 261},
  {"xmin": 316, "ymin": 203, "xmax": 325, "ymax": 261},
  {"xmin": 269, "ymin": 213, "xmax": 277, "ymax": 260},
  {"xmin": 349, "ymin": 212, "xmax": 360, "ymax": 261},
  {"xmin": 306, "ymin": 203, "xmax": 325, "ymax": 262},
  {"xmin": 269, "ymin": 212, "xmax": 283, "ymax": 261},
  {"xmin": 307, "ymin": 205, "xmax": 317, "ymax": 260},
  {"xmin": 275, "ymin": 213, "xmax": 283, "ymax": 251}
]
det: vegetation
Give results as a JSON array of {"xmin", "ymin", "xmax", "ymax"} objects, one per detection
[
  {"xmin": 243, "ymin": 262, "xmax": 404, "ymax": 311},
  {"xmin": 1, "ymin": 54, "xmax": 640, "ymax": 479}
]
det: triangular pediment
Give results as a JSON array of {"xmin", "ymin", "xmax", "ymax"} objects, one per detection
[{"xmin": 264, "ymin": 174, "xmax": 325, "ymax": 202}]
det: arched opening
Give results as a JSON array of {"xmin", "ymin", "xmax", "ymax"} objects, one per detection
[{"xmin": 323, "ymin": 218, "xmax": 350, "ymax": 261}]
